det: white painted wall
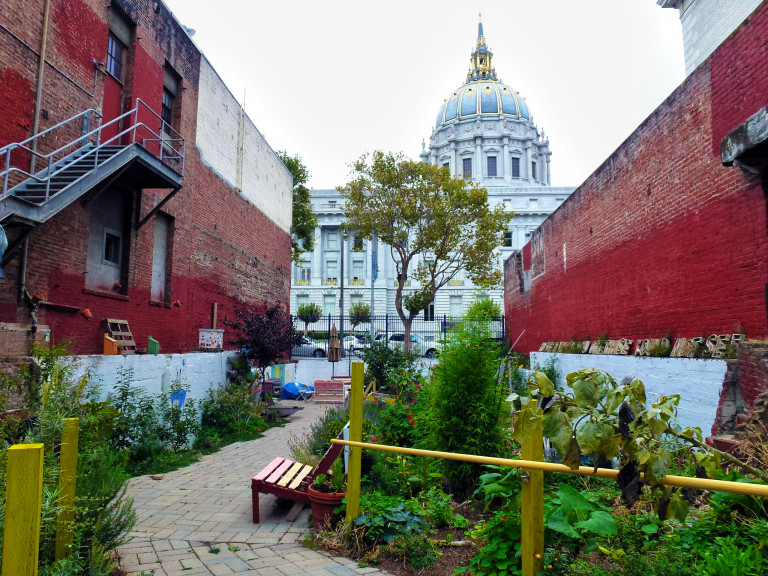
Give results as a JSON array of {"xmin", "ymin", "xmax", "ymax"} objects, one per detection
[
  {"xmin": 531, "ymin": 352, "xmax": 726, "ymax": 433},
  {"xmin": 71, "ymin": 352, "xmax": 237, "ymax": 402},
  {"xmin": 196, "ymin": 57, "xmax": 293, "ymax": 233}
]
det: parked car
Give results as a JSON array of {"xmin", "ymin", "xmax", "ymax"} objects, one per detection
[
  {"xmin": 373, "ymin": 333, "xmax": 441, "ymax": 358},
  {"xmin": 342, "ymin": 335, "xmax": 369, "ymax": 354},
  {"xmin": 292, "ymin": 336, "xmax": 327, "ymax": 358}
]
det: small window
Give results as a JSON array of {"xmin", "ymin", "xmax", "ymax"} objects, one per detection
[
  {"xmin": 353, "ymin": 235, "xmax": 364, "ymax": 251},
  {"xmin": 449, "ymin": 295, "xmax": 462, "ymax": 318},
  {"xmin": 511, "ymin": 157, "xmax": 520, "ymax": 178},
  {"xmin": 487, "ymin": 156, "xmax": 497, "ymax": 177},
  {"xmin": 462, "ymin": 158, "xmax": 472, "ymax": 178},
  {"xmin": 352, "ymin": 259, "xmax": 364, "ymax": 278},
  {"xmin": 106, "ymin": 34, "xmax": 125, "ymax": 82},
  {"xmin": 531, "ymin": 161, "xmax": 537, "ymax": 181},
  {"xmin": 162, "ymin": 89, "xmax": 174, "ymax": 135},
  {"xmin": 326, "ymin": 231, "xmax": 338, "ymax": 250},
  {"xmin": 103, "ymin": 229, "xmax": 122, "ymax": 267},
  {"xmin": 295, "ymin": 261, "xmax": 311, "ymax": 281},
  {"xmin": 325, "ymin": 259, "xmax": 338, "ymax": 280},
  {"xmin": 323, "ymin": 294, "xmax": 336, "ymax": 315},
  {"xmin": 503, "ymin": 231, "xmax": 513, "ymax": 247},
  {"xmin": 424, "ymin": 301, "xmax": 435, "ymax": 322},
  {"xmin": 442, "ymin": 162, "xmax": 449, "ymax": 170}
]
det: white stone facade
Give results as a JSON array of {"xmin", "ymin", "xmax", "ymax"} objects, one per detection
[
  {"xmin": 659, "ymin": 0, "xmax": 763, "ymax": 76},
  {"xmin": 290, "ymin": 21, "xmax": 575, "ymax": 320},
  {"xmin": 196, "ymin": 57, "xmax": 293, "ymax": 233}
]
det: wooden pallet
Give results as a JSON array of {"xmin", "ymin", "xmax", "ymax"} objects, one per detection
[
  {"xmin": 103, "ymin": 318, "xmax": 136, "ymax": 354},
  {"xmin": 313, "ymin": 380, "xmax": 347, "ymax": 403}
]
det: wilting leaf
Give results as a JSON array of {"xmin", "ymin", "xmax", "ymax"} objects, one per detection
[
  {"xmin": 648, "ymin": 417, "xmax": 667, "ymax": 440},
  {"xmin": 617, "ymin": 461, "xmax": 642, "ymax": 507},
  {"xmin": 644, "ymin": 449, "xmax": 670, "ymax": 485},
  {"xmin": 512, "ymin": 402, "xmax": 541, "ymax": 445},
  {"xmin": 542, "ymin": 410, "xmax": 573, "ymax": 457},
  {"xmin": 563, "ymin": 434, "xmax": 581, "ymax": 470},
  {"xmin": 618, "ymin": 401, "xmax": 635, "ymax": 439},
  {"xmin": 530, "ymin": 372, "xmax": 554, "ymax": 397},
  {"xmin": 572, "ymin": 377, "xmax": 599, "ymax": 410}
]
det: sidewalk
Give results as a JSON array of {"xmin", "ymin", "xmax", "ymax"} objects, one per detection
[{"xmin": 117, "ymin": 400, "xmax": 391, "ymax": 576}]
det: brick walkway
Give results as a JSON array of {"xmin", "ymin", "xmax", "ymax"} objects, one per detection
[{"xmin": 117, "ymin": 400, "xmax": 391, "ymax": 576}]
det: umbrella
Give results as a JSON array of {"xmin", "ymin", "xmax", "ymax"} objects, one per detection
[{"xmin": 328, "ymin": 323, "xmax": 341, "ymax": 376}]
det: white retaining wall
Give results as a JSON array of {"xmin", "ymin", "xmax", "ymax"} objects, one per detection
[
  {"xmin": 71, "ymin": 352, "xmax": 237, "ymax": 402},
  {"xmin": 531, "ymin": 352, "xmax": 726, "ymax": 433}
]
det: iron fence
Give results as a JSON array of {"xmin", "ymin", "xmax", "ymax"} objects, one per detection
[{"xmin": 290, "ymin": 313, "xmax": 505, "ymax": 358}]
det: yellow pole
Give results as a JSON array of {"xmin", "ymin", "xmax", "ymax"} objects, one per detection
[
  {"xmin": 521, "ymin": 411, "xmax": 544, "ymax": 576},
  {"xmin": 331, "ymin": 440, "xmax": 768, "ymax": 498},
  {"xmin": 56, "ymin": 418, "xmax": 80, "ymax": 560},
  {"xmin": 346, "ymin": 361, "xmax": 364, "ymax": 523},
  {"xmin": 2, "ymin": 443, "xmax": 45, "ymax": 576}
]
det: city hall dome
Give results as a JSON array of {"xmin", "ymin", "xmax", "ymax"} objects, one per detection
[{"xmin": 434, "ymin": 21, "xmax": 533, "ymax": 129}]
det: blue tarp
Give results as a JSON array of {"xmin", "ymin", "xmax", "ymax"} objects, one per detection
[{"xmin": 281, "ymin": 381, "xmax": 314, "ymax": 400}]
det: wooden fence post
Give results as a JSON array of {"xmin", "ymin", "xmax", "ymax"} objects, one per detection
[
  {"xmin": 521, "ymin": 411, "xmax": 544, "ymax": 576},
  {"xmin": 56, "ymin": 417, "xmax": 80, "ymax": 560},
  {"xmin": 2, "ymin": 443, "xmax": 45, "ymax": 576},
  {"xmin": 345, "ymin": 361, "xmax": 364, "ymax": 523}
]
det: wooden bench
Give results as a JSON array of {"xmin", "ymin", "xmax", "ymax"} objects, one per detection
[
  {"xmin": 313, "ymin": 379, "xmax": 348, "ymax": 403},
  {"xmin": 251, "ymin": 432, "xmax": 344, "ymax": 523}
]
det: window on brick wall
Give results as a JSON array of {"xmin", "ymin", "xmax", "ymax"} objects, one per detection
[
  {"xmin": 151, "ymin": 213, "xmax": 172, "ymax": 303},
  {"xmin": 162, "ymin": 65, "xmax": 181, "ymax": 136},
  {"xmin": 106, "ymin": 34, "xmax": 126, "ymax": 82}
]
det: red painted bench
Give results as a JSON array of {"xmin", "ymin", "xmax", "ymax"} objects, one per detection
[{"xmin": 251, "ymin": 431, "xmax": 345, "ymax": 523}]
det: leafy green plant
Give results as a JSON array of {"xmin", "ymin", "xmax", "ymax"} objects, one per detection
[
  {"xmin": 474, "ymin": 465, "xmax": 521, "ymax": 512},
  {"xmin": 356, "ymin": 341, "xmax": 417, "ymax": 393},
  {"xmin": 354, "ymin": 493, "xmax": 426, "ymax": 544},
  {"xmin": 516, "ymin": 368, "xmax": 768, "ymax": 520},
  {"xmin": 155, "ymin": 381, "xmax": 199, "ymax": 452},
  {"xmin": 349, "ymin": 301, "xmax": 372, "ymax": 329},
  {"xmin": 388, "ymin": 533, "xmax": 439, "ymax": 569},
  {"xmin": 421, "ymin": 319, "xmax": 511, "ymax": 496},
  {"xmin": 544, "ymin": 484, "xmax": 617, "ymax": 552},
  {"xmin": 297, "ymin": 302, "xmax": 322, "ymax": 333},
  {"xmin": 457, "ymin": 509, "xmax": 522, "ymax": 576}
]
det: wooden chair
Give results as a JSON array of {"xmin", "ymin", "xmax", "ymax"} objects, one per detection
[{"xmin": 251, "ymin": 431, "xmax": 345, "ymax": 523}]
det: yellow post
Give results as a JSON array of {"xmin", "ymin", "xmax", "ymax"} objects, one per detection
[
  {"xmin": 56, "ymin": 418, "xmax": 80, "ymax": 560},
  {"xmin": 2, "ymin": 443, "xmax": 45, "ymax": 576},
  {"xmin": 521, "ymin": 411, "xmax": 544, "ymax": 576},
  {"xmin": 346, "ymin": 361, "xmax": 364, "ymax": 523}
]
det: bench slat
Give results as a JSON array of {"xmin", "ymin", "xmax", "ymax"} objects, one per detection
[
  {"xmin": 253, "ymin": 457, "xmax": 284, "ymax": 482},
  {"xmin": 288, "ymin": 465, "xmax": 313, "ymax": 490},
  {"xmin": 265, "ymin": 458, "xmax": 295, "ymax": 484},
  {"xmin": 278, "ymin": 462, "xmax": 305, "ymax": 487}
]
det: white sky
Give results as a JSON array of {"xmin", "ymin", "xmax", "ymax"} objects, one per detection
[{"xmin": 162, "ymin": 0, "xmax": 685, "ymax": 189}]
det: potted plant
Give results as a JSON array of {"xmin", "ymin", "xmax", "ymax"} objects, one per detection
[{"xmin": 307, "ymin": 458, "xmax": 346, "ymax": 531}]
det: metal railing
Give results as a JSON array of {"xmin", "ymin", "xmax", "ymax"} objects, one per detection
[{"xmin": 1, "ymin": 98, "xmax": 185, "ymax": 200}]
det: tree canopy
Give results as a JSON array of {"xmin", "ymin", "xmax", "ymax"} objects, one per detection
[
  {"xmin": 278, "ymin": 151, "xmax": 318, "ymax": 263},
  {"xmin": 338, "ymin": 151, "xmax": 513, "ymax": 348}
]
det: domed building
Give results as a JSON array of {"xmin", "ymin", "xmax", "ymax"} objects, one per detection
[{"xmin": 293, "ymin": 19, "xmax": 574, "ymax": 334}]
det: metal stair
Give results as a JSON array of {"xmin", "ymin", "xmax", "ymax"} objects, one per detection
[{"xmin": 0, "ymin": 99, "xmax": 185, "ymax": 264}]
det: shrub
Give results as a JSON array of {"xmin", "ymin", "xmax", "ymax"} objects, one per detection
[
  {"xmin": 356, "ymin": 341, "xmax": 417, "ymax": 393},
  {"xmin": 421, "ymin": 319, "xmax": 511, "ymax": 496}
]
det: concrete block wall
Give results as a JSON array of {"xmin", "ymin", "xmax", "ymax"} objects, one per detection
[
  {"xmin": 531, "ymin": 352, "xmax": 727, "ymax": 434},
  {"xmin": 71, "ymin": 351, "xmax": 237, "ymax": 403}
]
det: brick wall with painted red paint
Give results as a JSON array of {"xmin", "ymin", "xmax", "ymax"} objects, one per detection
[
  {"xmin": 1, "ymin": 0, "xmax": 292, "ymax": 355},
  {"xmin": 505, "ymin": 2, "xmax": 768, "ymax": 354}
]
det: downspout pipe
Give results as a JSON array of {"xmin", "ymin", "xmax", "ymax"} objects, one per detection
[{"xmin": 30, "ymin": 0, "xmax": 52, "ymax": 174}]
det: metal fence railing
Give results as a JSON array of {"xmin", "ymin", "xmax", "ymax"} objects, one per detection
[{"xmin": 290, "ymin": 314, "xmax": 505, "ymax": 358}]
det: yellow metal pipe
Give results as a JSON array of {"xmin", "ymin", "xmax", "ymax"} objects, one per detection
[{"xmin": 331, "ymin": 439, "xmax": 768, "ymax": 498}]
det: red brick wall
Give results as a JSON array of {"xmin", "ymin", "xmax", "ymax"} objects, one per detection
[
  {"xmin": 0, "ymin": 0, "xmax": 291, "ymax": 354},
  {"xmin": 505, "ymin": 3, "xmax": 768, "ymax": 353}
]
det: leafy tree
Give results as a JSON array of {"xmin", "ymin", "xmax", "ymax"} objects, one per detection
[
  {"xmin": 349, "ymin": 301, "xmax": 371, "ymax": 330},
  {"xmin": 278, "ymin": 151, "xmax": 319, "ymax": 263},
  {"xmin": 225, "ymin": 303, "xmax": 303, "ymax": 392},
  {"xmin": 466, "ymin": 292, "xmax": 502, "ymax": 320},
  {"xmin": 297, "ymin": 302, "xmax": 322, "ymax": 334},
  {"xmin": 339, "ymin": 151, "xmax": 512, "ymax": 350}
]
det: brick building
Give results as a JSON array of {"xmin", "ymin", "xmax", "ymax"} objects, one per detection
[
  {"xmin": 505, "ymin": 0, "xmax": 768, "ymax": 353},
  {"xmin": 0, "ymin": 0, "xmax": 293, "ymax": 355}
]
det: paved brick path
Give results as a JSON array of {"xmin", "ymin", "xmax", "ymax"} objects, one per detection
[{"xmin": 117, "ymin": 401, "xmax": 391, "ymax": 576}]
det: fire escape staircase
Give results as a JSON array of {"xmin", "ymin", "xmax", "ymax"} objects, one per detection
[{"xmin": 1, "ymin": 99, "xmax": 185, "ymax": 268}]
